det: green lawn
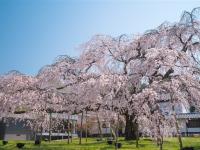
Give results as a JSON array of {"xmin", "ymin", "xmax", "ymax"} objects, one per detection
[{"xmin": 0, "ymin": 137, "xmax": 199, "ymax": 150}]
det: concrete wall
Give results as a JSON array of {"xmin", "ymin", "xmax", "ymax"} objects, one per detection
[
  {"xmin": 4, "ymin": 134, "xmax": 27, "ymax": 140},
  {"xmin": 179, "ymin": 119, "xmax": 200, "ymax": 134},
  {"xmin": 2, "ymin": 119, "xmax": 33, "ymax": 140}
]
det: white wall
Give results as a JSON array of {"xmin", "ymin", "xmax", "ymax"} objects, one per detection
[
  {"xmin": 4, "ymin": 134, "xmax": 27, "ymax": 140},
  {"xmin": 159, "ymin": 101, "xmax": 189, "ymax": 115}
]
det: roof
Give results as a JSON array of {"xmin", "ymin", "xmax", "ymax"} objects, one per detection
[
  {"xmin": 176, "ymin": 113, "xmax": 200, "ymax": 119},
  {"xmin": 1, "ymin": 113, "xmax": 78, "ymax": 120}
]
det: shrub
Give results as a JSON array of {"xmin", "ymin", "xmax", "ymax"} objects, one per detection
[
  {"xmin": 181, "ymin": 147, "xmax": 194, "ymax": 150},
  {"xmin": 34, "ymin": 139, "xmax": 41, "ymax": 145},
  {"xmin": 107, "ymin": 140, "xmax": 113, "ymax": 145},
  {"xmin": 2, "ymin": 141, "xmax": 8, "ymax": 145},
  {"xmin": 16, "ymin": 143, "xmax": 25, "ymax": 148},
  {"xmin": 115, "ymin": 142, "xmax": 122, "ymax": 148}
]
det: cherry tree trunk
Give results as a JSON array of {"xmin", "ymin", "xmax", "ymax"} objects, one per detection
[
  {"xmin": 79, "ymin": 112, "xmax": 84, "ymax": 145},
  {"xmin": 85, "ymin": 111, "xmax": 88, "ymax": 143},
  {"xmin": 96, "ymin": 113, "xmax": 103, "ymax": 140},
  {"xmin": 124, "ymin": 114, "xmax": 137, "ymax": 140},
  {"xmin": 67, "ymin": 115, "xmax": 70, "ymax": 144},
  {"xmin": 175, "ymin": 119, "xmax": 183, "ymax": 150},
  {"xmin": 172, "ymin": 105, "xmax": 183, "ymax": 150},
  {"xmin": 40, "ymin": 125, "xmax": 43, "ymax": 142},
  {"xmin": 115, "ymin": 114, "xmax": 119, "ymax": 150},
  {"xmin": 159, "ymin": 137, "xmax": 163, "ymax": 150},
  {"xmin": 49, "ymin": 112, "xmax": 52, "ymax": 142},
  {"xmin": 136, "ymin": 124, "xmax": 139, "ymax": 148}
]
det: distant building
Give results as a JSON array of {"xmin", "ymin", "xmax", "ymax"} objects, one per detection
[
  {"xmin": 159, "ymin": 100, "xmax": 200, "ymax": 135},
  {"xmin": 0, "ymin": 114, "xmax": 78, "ymax": 141},
  {"xmin": 177, "ymin": 113, "xmax": 200, "ymax": 135},
  {"xmin": 89, "ymin": 121, "xmax": 112, "ymax": 136},
  {"xmin": 81, "ymin": 112, "xmax": 125, "ymax": 137},
  {"xmin": 0, "ymin": 118, "xmax": 33, "ymax": 140}
]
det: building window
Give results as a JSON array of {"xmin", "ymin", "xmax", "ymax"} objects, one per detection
[
  {"xmin": 102, "ymin": 123, "xmax": 107, "ymax": 128},
  {"xmin": 190, "ymin": 106, "xmax": 196, "ymax": 113},
  {"xmin": 187, "ymin": 119, "xmax": 200, "ymax": 128}
]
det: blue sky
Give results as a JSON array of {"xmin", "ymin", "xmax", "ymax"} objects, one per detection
[{"xmin": 0, "ymin": 0, "xmax": 200, "ymax": 75}]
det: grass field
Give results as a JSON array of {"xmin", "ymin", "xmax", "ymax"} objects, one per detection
[{"xmin": 0, "ymin": 137, "xmax": 199, "ymax": 150}]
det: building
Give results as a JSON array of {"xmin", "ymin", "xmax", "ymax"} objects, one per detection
[
  {"xmin": 0, "ymin": 113, "xmax": 78, "ymax": 141},
  {"xmin": 0, "ymin": 118, "xmax": 33, "ymax": 140},
  {"xmin": 81, "ymin": 112, "xmax": 125, "ymax": 137},
  {"xmin": 159, "ymin": 100, "xmax": 200, "ymax": 135},
  {"xmin": 177, "ymin": 113, "xmax": 200, "ymax": 136}
]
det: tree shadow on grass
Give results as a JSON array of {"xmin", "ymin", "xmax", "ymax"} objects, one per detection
[
  {"xmin": 143, "ymin": 138, "xmax": 153, "ymax": 141},
  {"xmin": 194, "ymin": 146, "xmax": 200, "ymax": 150},
  {"xmin": 99, "ymin": 146, "xmax": 115, "ymax": 150}
]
